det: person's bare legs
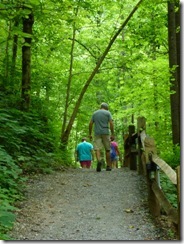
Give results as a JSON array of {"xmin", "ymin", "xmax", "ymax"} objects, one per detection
[
  {"xmin": 95, "ymin": 149, "xmax": 101, "ymax": 162},
  {"xmin": 81, "ymin": 163, "xmax": 86, "ymax": 168},
  {"xmin": 95, "ymin": 149, "xmax": 102, "ymax": 172},
  {"xmin": 111, "ymin": 160, "xmax": 115, "ymax": 169},
  {"xmin": 106, "ymin": 150, "xmax": 112, "ymax": 168},
  {"xmin": 111, "ymin": 160, "xmax": 117, "ymax": 168},
  {"xmin": 116, "ymin": 160, "xmax": 118, "ymax": 168}
]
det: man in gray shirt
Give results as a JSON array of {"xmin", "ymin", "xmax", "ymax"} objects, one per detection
[{"xmin": 89, "ymin": 102, "xmax": 114, "ymax": 172}]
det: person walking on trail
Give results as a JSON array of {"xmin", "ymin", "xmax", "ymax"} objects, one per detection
[
  {"xmin": 110, "ymin": 136, "xmax": 121, "ymax": 169},
  {"xmin": 75, "ymin": 137, "xmax": 94, "ymax": 169},
  {"xmin": 89, "ymin": 102, "xmax": 114, "ymax": 172}
]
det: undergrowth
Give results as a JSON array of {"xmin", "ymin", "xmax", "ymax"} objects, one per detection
[{"xmin": 0, "ymin": 107, "xmax": 74, "ymax": 240}]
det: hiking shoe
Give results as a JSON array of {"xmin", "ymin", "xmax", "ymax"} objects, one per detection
[
  {"xmin": 96, "ymin": 162, "xmax": 102, "ymax": 172},
  {"xmin": 106, "ymin": 166, "xmax": 112, "ymax": 171}
]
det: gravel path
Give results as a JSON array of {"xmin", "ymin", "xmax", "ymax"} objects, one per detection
[{"xmin": 9, "ymin": 167, "xmax": 171, "ymax": 241}]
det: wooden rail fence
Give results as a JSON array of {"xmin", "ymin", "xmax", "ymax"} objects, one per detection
[{"xmin": 124, "ymin": 116, "xmax": 180, "ymax": 239}]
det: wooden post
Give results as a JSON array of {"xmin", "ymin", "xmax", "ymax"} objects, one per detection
[
  {"xmin": 146, "ymin": 155, "xmax": 161, "ymax": 217},
  {"xmin": 140, "ymin": 128, "xmax": 160, "ymax": 217},
  {"xmin": 129, "ymin": 125, "xmax": 137, "ymax": 170},
  {"xmin": 176, "ymin": 166, "xmax": 180, "ymax": 239},
  {"xmin": 147, "ymin": 179, "xmax": 161, "ymax": 217},
  {"xmin": 123, "ymin": 133, "xmax": 130, "ymax": 167},
  {"xmin": 137, "ymin": 116, "xmax": 146, "ymax": 175}
]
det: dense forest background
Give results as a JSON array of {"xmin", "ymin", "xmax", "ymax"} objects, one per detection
[{"xmin": 0, "ymin": 0, "xmax": 180, "ymax": 239}]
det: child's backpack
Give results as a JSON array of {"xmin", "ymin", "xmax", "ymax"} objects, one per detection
[{"xmin": 110, "ymin": 143, "xmax": 116, "ymax": 160}]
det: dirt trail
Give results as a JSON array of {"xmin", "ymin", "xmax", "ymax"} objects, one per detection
[{"xmin": 9, "ymin": 167, "xmax": 171, "ymax": 241}]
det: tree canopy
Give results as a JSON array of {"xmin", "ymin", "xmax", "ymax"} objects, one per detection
[{"xmin": 0, "ymin": 0, "xmax": 180, "ymax": 157}]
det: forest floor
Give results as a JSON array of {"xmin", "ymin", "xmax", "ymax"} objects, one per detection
[{"xmin": 8, "ymin": 167, "xmax": 178, "ymax": 241}]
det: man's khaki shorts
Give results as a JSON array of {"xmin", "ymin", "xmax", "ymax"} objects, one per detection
[{"xmin": 93, "ymin": 135, "xmax": 110, "ymax": 151}]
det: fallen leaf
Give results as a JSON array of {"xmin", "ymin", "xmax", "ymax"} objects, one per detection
[{"xmin": 124, "ymin": 208, "xmax": 134, "ymax": 213}]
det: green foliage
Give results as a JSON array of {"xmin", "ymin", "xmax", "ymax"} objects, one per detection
[
  {"xmin": 160, "ymin": 173, "xmax": 178, "ymax": 208},
  {"xmin": 0, "ymin": 141, "xmax": 24, "ymax": 239},
  {"xmin": 0, "ymin": 106, "xmax": 71, "ymax": 238},
  {"xmin": 0, "ymin": 186, "xmax": 19, "ymax": 240},
  {"xmin": 0, "ymin": 107, "xmax": 66, "ymax": 173},
  {"xmin": 0, "ymin": 147, "xmax": 23, "ymax": 195},
  {"xmin": 0, "ymin": 210, "xmax": 16, "ymax": 229},
  {"xmin": 160, "ymin": 144, "xmax": 180, "ymax": 169},
  {"xmin": 0, "ymin": 197, "xmax": 17, "ymax": 240},
  {"xmin": 0, "ymin": 0, "xmax": 175, "ymax": 156}
]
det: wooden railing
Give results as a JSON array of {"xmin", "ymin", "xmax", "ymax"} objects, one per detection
[{"xmin": 124, "ymin": 116, "xmax": 180, "ymax": 239}]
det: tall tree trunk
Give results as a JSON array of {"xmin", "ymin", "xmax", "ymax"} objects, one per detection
[
  {"xmin": 175, "ymin": 0, "xmax": 180, "ymax": 142},
  {"xmin": 60, "ymin": 7, "xmax": 78, "ymax": 149},
  {"xmin": 21, "ymin": 12, "xmax": 34, "ymax": 111},
  {"xmin": 61, "ymin": 11, "xmax": 78, "ymax": 136},
  {"xmin": 60, "ymin": 0, "xmax": 143, "ymax": 147},
  {"xmin": 167, "ymin": 0, "xmax": 180, "ymax": 145},
  {"xmin": 4, "ymin": 21, "xmax": 11, "ymax": 83},
  {"xmin": 11, "ymin": 19, "xmax": 19, "ymax": 80}
]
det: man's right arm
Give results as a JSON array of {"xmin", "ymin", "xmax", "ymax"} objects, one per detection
[
  {"xmin": 89, "ymin": 120, "xmax": 93, "ymax": 140},
  {"xmin": 109, "ymin": 119, "xmax": 114, "ymax": 136}
]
